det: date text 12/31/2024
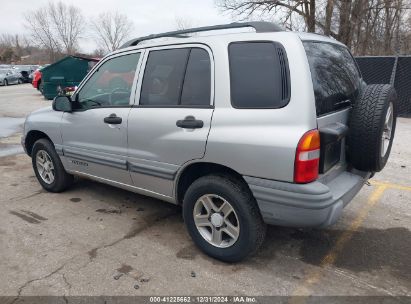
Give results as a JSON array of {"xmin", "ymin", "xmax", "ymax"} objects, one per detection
[{"xmin": 149, "ymin": 296, "xmax": 257, "ymax": 303}]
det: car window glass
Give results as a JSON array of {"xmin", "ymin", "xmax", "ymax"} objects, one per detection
[
  {"xmin": 76, "ymin": 53, "xmax": 140, "ymax": 109},
  {"xmin": 229, "ymin": 42, "xmax": 289, "ymax": 108},
  {"xmin": 303, "ymin": 42, "xmax": 361, "ymax": 116},
  {"xmin": 181, "ymin": 48, "xmax": 211, "ymax": 106},
  {"xmin": 140, "ymin": 48, "xmax": 190, "ymax": 106}
]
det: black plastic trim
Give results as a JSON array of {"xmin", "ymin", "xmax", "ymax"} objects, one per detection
[
  {"xmin": 64, "ymin": 149, "xmax": 127, "ymax": 170},
  {"xmin": 121, "ymin": 22, "xmax": 283, "ymax": 48},
  {"xmin": 128, "ymin": 162, "xmax": 176, "ymax": 180},
  {"xmin": 134, "ymin": 104, "xmax": 214, "ymax": 109}
]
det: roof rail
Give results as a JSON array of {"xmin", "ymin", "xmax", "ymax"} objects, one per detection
[{"xmin": 120, "ymin": 21, "xmax": 283, "ymax": 49}]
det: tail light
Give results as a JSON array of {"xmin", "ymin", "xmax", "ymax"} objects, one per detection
[{"xmin": 294, "ymin": 129, "xmax": 320, "ymax": 183}]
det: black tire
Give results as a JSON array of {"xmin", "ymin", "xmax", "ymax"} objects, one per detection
[
  {"xmin": 183, "ymin": 174, "xmax": 266, "ymax": 262},
  {"xmin": 3, "ymin": 79, "xmax": 8, "ymax": 86},
  {"xmin": 347, "ymin": 84, "xmax": 397, "ymax": 172},
  {"xmin": 31, "ymin": 139, "xmax": 73, "ymax": 192},
  {"xmin": 18, "ymin": 78, "xmax": 23, "ymax": 84}
]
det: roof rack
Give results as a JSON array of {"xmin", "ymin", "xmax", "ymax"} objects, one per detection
[{"xmin": 120, "ymin": 21, "xmax": 283, "ymax": 49}]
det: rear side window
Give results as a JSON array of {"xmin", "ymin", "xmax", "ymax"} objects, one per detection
[
  {"xmin": 181, "ymin": 49, "xmax": 211, "ymax": 106},
  {"xmin": 140, "ymin": 48, "xmax": 211, "ymax": 107},
  {"xmin": 140, "ymin": 48, "xmax": 189, "ymax": 106},
  {"xmin": 303, "ymin": 42, "xmax": 361, "ymax": 116},
  {"xmin": 229, "ymin": 42, "xmax": 290, "ymax": 108}
]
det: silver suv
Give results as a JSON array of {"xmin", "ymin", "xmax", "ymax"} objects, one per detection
[{"xmin": 22, "ymin": 22, "xmax": 397, "ymax": 262}]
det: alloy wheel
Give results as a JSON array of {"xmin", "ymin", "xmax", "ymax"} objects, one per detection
[
  {"xmin": 36, "ymin": 150, "xmax": 55, "ymax": 184},
  {"xmin": 193, "ymin": 194, "xmax": 240, "ymax": 248},
  {"xmin": 381, "ymin": 102, "xmax": 393, "ymax": 157}
]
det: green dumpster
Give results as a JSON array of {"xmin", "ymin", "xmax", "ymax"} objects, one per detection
[{"xmin": 41, "ymin": 55, "xmax": 99, "ymax": 100}]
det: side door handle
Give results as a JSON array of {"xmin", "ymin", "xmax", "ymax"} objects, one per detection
[
  {"xmin": 176, "ymin": 116, "xmax": 204, "ymax": 129},
  {"xmin": 104, "ymin": 113, "xmax": 122, "ymax": 124}
]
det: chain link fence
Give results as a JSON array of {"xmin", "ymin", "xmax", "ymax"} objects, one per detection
[{"xmin": 355, "ymin": 56, "xmax": 411, "ymax": 117}]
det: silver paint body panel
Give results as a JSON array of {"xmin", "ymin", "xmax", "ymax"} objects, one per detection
[
  {"xmin": 23, "ymin": 30, "xmax": 369, "ymax": 226},
  {"xmin": 60, "ymin": 108, "xmax": 132, "ymax": 184}
]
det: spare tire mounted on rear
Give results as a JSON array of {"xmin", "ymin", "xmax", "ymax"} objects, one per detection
[{"xmin": 347, "ymin": 84, "xmax": 397, "ymax": 172}]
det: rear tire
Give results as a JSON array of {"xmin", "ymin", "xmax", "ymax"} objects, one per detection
[
  {"xmin": 347, "ymin": 84, "xmax": 397, "ymax": 172},
  {"xmin": 183, "ymin": 174, "xmax": 266, "ymax": 262},
  {"xmin": 32, "ymin": 139, "xmax": 73, "ymax": 192}
]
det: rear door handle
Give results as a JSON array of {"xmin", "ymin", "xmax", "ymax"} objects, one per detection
[
  {"xmin": 176, "ymin": 116, "xmax": 204, "ymax": 129},
  {"xmin": 104, "ymin": 113, "xmax": 122, "ymax": 124}
]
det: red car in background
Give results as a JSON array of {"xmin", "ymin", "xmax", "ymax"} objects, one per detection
[
  {"xmin": 32, "ymin": 69, "xmax": 42, "ymax": 91},
  {"xmin": 32, "ymin": 64, "xmax": 50, "ymax": 91}
]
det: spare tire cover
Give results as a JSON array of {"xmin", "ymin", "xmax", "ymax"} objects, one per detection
[{"xmin": 347, "ymin": 84, "xmax": 397, "ymax": 172}]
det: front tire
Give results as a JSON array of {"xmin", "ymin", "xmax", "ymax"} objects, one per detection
[
  {"xmin": 32, "ymin": 139, "xmax": 73, "ymax": 192},
  {"xmin": 183, "ymin": 175, "xmax": 266, "ymax": 262}
]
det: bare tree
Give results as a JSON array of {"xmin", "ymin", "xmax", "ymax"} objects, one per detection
[
  {"xmin": 25, "ymin": 7, "xmax": 60, "ymax": 61},
  {"xmin": 92, "ymin": 48, "xmax": 107, "ymax": 58},
  {"xmin": 25, "ymin": 1, "xmax": 84, "ymax": 61},
  {"xmin": 216, "ymin": 0, "xmax": 411, "ymax": 55},
  {"xmin": 48, "ymin": 1, "xmax": 84, "ymax": 55},
  {"xmin": 175, "ymin": 16, "xmax": 196, "ymax": 30},
  {"xmin": 348, "ymin": 0, "xmax": 410, "ymax": 55},
  {"xmin": 324, "ymin": 0, "xmax": 335, "ymax": 36},
  {"xmin": 0, "ymin": 34, "xmax": 15, "ymax": 63},
  {"xmin": 0, "ymin": 34, "xmax": 38, "ymax": 63},
  {"xmin": 90, "ymin": 11, "xmax": 134, "ymax": 53},
  {"xmin": 217, "ymin": 0, "xmax": 318, "ymax": 32},
  {"xmin": 0, "ymin": 34, "xmax": 15, "ymax": 48}
]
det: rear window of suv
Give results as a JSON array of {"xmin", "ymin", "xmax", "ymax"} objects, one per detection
[
  {"xmin": 229, "ymin": 42, "xmax": 290, "ymax": 108},
  {"xmin": 303, "ymin": 41, "xmax": 361, "ymax": 116}
]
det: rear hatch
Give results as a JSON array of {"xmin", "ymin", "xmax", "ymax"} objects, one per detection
[{"xmin": 303, "ymin": 41, "xmax": 362, "ymax": 175}]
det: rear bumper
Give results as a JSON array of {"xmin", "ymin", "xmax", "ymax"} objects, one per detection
[{"xmin": 244, "ymin": 169, "xmax": 371, "ymax": 228}]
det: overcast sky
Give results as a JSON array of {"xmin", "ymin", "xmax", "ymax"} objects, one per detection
[{"xmin": 1, "ymin": 0, "xmax": 233, "ymax": 53}]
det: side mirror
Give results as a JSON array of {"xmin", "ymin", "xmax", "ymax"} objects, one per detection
[{"xmin": 52, "ymin": 95, "xmax": 72, "ymax": 112}]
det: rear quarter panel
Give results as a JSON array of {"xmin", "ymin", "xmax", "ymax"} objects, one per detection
[{"xmin": 203, "ymin": 33, "xmax": 317, "ymax": 182}]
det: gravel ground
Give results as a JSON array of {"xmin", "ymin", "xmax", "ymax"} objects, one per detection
[{"xmin": 0, "ymin": 84, "xmax": 410, "ymax": 299}]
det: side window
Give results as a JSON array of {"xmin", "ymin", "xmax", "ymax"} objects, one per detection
[
  {"xmin": 181, "ymin": 49, "xmax": 211, "ymax": 106},
  {"xmin": 76, "ymin": 53, "xmax": 140, "ymax": 109},
  {"xmin": 303, "ymin": 42, "xmax": 361, "ymax": 116},
  {"xmin": 140, "ymin": 47, "xmax": 211, "ymax": 106},
  {"xmin": 229, "ymin": 42, "xmax": 290, "ymax": 108}
]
